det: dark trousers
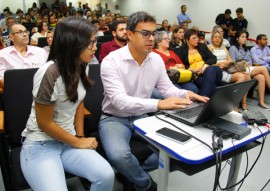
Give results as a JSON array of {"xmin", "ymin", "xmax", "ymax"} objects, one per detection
[{"xmin": 194, "ymin": 66, "xmax": 222, "ymax": 97}]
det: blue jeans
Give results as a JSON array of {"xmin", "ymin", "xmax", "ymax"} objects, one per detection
[
  {"xmin": 151, "ymin": 82, "xmax": 199, "ymax": 99},
  {"xmin": 194, "ymin": 66, "xmax": 222, "ymax": 97},
  {"xmin": 20, "ymin": 139, "xmax": 114, "ymax": 191},
  {"xmin": 99, "ymin": 114, "xmax": 159, "ymax": 190}
]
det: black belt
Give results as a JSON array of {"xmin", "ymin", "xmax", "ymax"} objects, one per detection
[{"xmin": 102, "ymin": 112, "xmax": 113, "ymax": 116}]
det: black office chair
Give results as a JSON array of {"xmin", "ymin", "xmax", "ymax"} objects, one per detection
[
  {"xmin": 84, "ymin": 64, "xmax": 156, "ymax": 190},
  {"xmin": 0, "ymin": 68, "xmax": 76, "ymax": 191},
  {"xmin": 97, "ymin": 35, "xmax": 114, "ymax": 43},
  {"xmin": 37, "ymin": 37, "xmax": 48, "ymax": 48}
]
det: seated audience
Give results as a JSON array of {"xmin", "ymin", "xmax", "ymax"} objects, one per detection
[
  {"xmin": 157, "ymin": 19, "xmax": 170, "ymax": 33},
  {"xmin": 43, "ymin": 30, "xmax": 53, "ymax": 53},
  {"xmin": 169, "ymin": 26, "xmax": 185, "ymax": 52},
  {"xmin": 176, "ymin": 29, "xmax": 222, "ymax": 97},
  {"xmin": 20, "ymin": 16, "xmax": 115, "ymax": 191},
  {"xmin": 153, "ymin": 31, "xmax": 198, "ymax": 93},
  {"xmin": 229, "ymin": 30, "xmax": 270, "ymax": 109},
  {"xmin": 251, "ymin": 34, "xmax": 270, "ymax": 73},
  {"xmin": 208, "ymin": 30, "xmax": 250, "ymax": 110},
  {"xmin": 99, "ymin": 11, "xmax": 208, "ymax": 191},
  {"xmin": 0, "ymin": 23, "xmax": 48, "ymax": 88},
  {"xmin": 1, "ymin": 16, "xmax": 15, "ymax": 48},
  {"xmin": 30, "ymin": 22, "xmax": 48, "ymax": 46},
  {"xmin": 181, "ymin": 21, "xmax": 189, "ymax": 32},
  {"xmin": 206, "ymin": 26, "xmax": 230, "ymax": 47},
  {"xmin": 99, "ymin": 20, "xmax": 127, "ymax": 63}
]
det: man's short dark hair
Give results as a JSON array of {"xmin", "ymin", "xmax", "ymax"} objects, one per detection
[
  {"xmin": 236, "ymin": 8, "xmax": 243, "ymax": 13},
  {"xmin": 256, "ymin": 34, "xmax": 266, "ymax": 41},
  {"xmin": 225, "ymin": 9, "xmax": 231, "ymax": 14},
  {"xmin": 181, "ymin": 5, "xmax": 186, "ymax": 9},
  {"xmin": 126, "ymin": 11, "xmax": 156, "ymax": 31},
  {"xmin": 111, "ymin": 20, "xmax": 126, "ymax": 32}
]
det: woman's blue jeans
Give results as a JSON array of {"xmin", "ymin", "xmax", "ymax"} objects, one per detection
[{"xmin": 20, "ymin": 139, "xmax": 115, "ymax": 191}]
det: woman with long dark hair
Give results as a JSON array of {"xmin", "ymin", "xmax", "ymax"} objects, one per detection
[
  {"xmin": 20, "ymin": 17, "xmax": 114, "ymax": 190},
  {"xmin": 229, "ymin": 29, "xmax": 270, "ymax": 109}
]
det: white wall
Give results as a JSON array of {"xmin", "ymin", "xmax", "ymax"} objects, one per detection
[{"xmin": 103, "ymin": 0, "xmax": 269, "ymax": 40}]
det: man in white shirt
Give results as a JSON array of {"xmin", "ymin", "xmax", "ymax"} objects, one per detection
[
  {"xmin": 0, "ymin": 23, "xmax": 48, "ymax": 87},
  {"xmin": 99, "ymin": 11, "xmax": 208, "ymax": 191}
]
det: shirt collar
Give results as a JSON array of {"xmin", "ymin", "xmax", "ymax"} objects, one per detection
[
  {"xmin": 123, "ymin": 44, "xmax": 151, "ymax": 63},
  {"xmin": 9, "ymin": 45, "xmax": 34, "ymax": 56}
]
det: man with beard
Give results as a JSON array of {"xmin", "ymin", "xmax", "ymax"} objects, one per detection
[
  {"xmin": 99, "ymin": 20, "xmax": 127, "ymax": 63},
  {"xmin": 0, "ymin": 23, "xmax": 48, "ymax": 87},
  {"xmin": 99, "ymin": 11, "xmax": 208, "ymax": 191}
]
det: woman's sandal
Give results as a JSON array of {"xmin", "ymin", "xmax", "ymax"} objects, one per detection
[
  {"xmin": 241, "ymin": 103, "xmax": 248, "ymax": 110},
  {"xmin": 258, "ymin": 103, "xmax": 270, "ymax": 109}
]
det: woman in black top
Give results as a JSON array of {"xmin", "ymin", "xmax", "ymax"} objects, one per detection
[{"xmin": 175, "ymin": 29, "xmax": 222, "ymax": 97}]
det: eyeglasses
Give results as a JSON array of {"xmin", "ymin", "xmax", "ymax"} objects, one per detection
[
  {"xmin": 133, "ymin": 30, "xmax": 158, "ymax": 39},
  {"xmin": 86, "ymin": 38, "xmax": 97, "ymax": 50},
  {"xmin": 162, "ymin": 37, "xmax": 171, "ymax": 41},
  {"xmin": 12, "ymin": 30, "xmax": 28, "ymax": 35}
]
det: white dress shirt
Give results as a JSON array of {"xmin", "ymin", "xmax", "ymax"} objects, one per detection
[
  {"xmin": 101, "ymin": 45, "xmax": 188, "ymax": 117},
  {"xmin": 0, "ymin": 45, "xmax": 48, "ymax": 79}
]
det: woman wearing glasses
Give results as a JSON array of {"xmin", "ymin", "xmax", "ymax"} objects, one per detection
[
  {"xmin": 153, "ymin": 31, "xmax": 198, "ymax": 97},
  {"xmin": 176, "ymin": 29, "xmax": 223, "ymax": 97},
  {"xmin": 20, "ymin": 17, "xmax": 114, "ymax": 190}
]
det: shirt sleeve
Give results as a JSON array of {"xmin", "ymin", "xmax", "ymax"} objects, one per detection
[
  {"xmin": 229, "ymin": 46, "xmax": 237, "ymax": 61},
  {"xmin": 0, "ymin": 56, "xmax": 6, "ymax": 79},
  {"xmin": 101, "ymin": 57, "xmax": 160, "ymax": 115},
  {"xmin": 250, "ymin": 47, "xmax": 266, "ymax": 65}
]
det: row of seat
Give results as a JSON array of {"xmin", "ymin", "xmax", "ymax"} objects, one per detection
[
  {"xmin": 0, "ymin": 64, "xmax": 153, "ymax": 191},
  {"xmin": 0, "ymin": 64, "xmax": 261, "ymax": 191}
]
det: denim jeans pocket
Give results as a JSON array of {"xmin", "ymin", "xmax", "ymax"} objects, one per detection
[{"xmin": 21, "ymin": 141, "xmax": 46, "ymax": 161}]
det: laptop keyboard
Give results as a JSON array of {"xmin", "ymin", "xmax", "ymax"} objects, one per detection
[{"xmin": 173, "ymin": 105, "xmax": 205, "ymax": 119}]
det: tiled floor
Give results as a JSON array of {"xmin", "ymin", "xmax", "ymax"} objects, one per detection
[{"xmin": 1, "ymin": 92, "xmax": 270, "ymax": 191}]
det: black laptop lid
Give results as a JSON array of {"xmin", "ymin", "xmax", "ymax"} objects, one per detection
[{"xmin": 195, "ymin": 79, "xmax": 256, "ymax": 125}]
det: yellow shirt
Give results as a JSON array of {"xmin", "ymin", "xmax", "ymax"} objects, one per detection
[{"xmin": 188, "ymin": 51, "xmax": 204, "ymax": 70}]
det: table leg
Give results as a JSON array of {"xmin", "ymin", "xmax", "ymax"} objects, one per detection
[
  {"xmin": 227, "ymin": 153, "xmax": 243, "ymax": 191},
  {"xmin": 158, "ymin": 150, "xmax": 170, "ymax": 191}
]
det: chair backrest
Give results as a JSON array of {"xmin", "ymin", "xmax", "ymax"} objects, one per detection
[
  {"xmin": 22, "ymin": 22, "xmax": 36, "ymax": 33},
  {"xmin": 4, "ymin": 68, "xmax": 38, "ymax": 147},
  {"xmin": 37, "ymin": 37, "xmax": 48, "ymax": 47},
  {"xmin": 97, "ymin": 35, "xmax": 114, "ymax": 43},
  {"xmin": 84, "ymin": 64, "xmax": 104, "ymax": 135}
]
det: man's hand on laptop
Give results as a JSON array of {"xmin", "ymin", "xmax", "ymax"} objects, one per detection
[
  {"xmin": 158, "ymin": 97, "xmax": 192, "ymax": 110},
  {"xmin": 185, "ymin": 91, "xmax": 209, "ymax": 103}
]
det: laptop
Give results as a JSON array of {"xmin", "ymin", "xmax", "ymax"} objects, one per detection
[{"xmin": 162, "ymin": 79, "xmax": 256, "ymax": 126}]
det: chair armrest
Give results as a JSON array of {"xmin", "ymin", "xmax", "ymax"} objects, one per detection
[
  {"xmin": 0, "ymin": 111, "xmax": 4, "ymax": 133},
  {"xmin": 84, "ymin": 107, "xmax": 91, "ymax": 118}
]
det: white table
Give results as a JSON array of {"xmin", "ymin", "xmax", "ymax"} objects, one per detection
[{"xmin": 133, "ymin": 111, "xmax": 269, "ymax": 191}]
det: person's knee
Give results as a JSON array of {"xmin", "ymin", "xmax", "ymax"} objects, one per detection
[
  {"xmin": 253, "ymin": 74, "xmax": 265, "ymax": 82},
  {"xmin": 108, "ymin": 149, "xmax": 133, "ymax": 168}
]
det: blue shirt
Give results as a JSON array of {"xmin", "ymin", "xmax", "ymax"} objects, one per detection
[
  {"xmin": 250, "ymin": 45, "xmax": 270, "ymax": 68},
  {"xmin": 177, "ymin": 12, "xmax": 191, "ymax": 26},
  {"xmin": 229, "ymin": 45, "xmax": 252, "ymax": 66}
]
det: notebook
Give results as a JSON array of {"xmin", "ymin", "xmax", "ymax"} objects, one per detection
[{"xmin": 162, "ymin": 79, "xmax": 256, "ymax": 126}]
